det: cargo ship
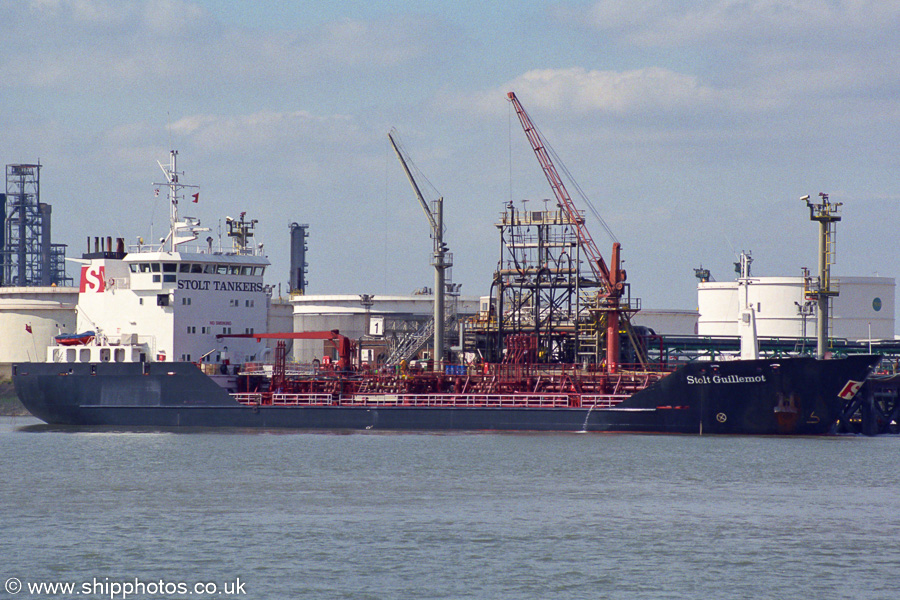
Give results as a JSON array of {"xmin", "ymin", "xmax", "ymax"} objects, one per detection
[
  {"xmin": 13, "ymin": 347, "xmax": 880, "ymax": 434},
  {"xmin": 12, "ymin": 98, "xmax": 882, "ymax": 434}
]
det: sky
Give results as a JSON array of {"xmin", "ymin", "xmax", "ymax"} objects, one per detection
[{"xmin": 2, "ymin": 0, "xmax": 899, "ymax": 324}]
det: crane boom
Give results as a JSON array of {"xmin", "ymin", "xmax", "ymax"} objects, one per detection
[
  {"xmin": 387, "ymin": 129, "xmax": 448, "ymax": 370},
  {"xmin": 388, "ymin": 131, "xmax": 438, "ymax": 231},
  {"xmin": 507, "ymin": 91, "xmax": 629, "ymax": 373},
  {"xmin": 506, "ymin": 92, "xmax": 619, "ymax": 293}
]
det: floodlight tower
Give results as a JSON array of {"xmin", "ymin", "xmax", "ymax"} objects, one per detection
[{"xmin": 802, "ymin": 193, "xmax": 841, "ymax": 358}]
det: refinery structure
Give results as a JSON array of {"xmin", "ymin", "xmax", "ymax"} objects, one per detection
[
  {"xmin": 1, "ymin": 163, "xmax": 71, "ymax": 287},
  {"xmin": 0, "ymin": 162, "xmax": 77, "ymax": 375},
  {"xmin": 288, "ymin": 222, "xmax": 309, "ymax": 295},
  {"xmin": 692, "ymin": 194, "xmax": 895, "ymax": 359}
]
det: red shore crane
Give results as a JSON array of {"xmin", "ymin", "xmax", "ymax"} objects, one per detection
[{"xmin": 507, "ymin": 91, "xmax": 629, "ymax": 373}]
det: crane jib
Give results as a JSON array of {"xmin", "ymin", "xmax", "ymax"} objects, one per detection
[
  {"xmin": 507, "ymin": 91, "xmax": 635, "ymax": 373},
  {"xmin": 506, "ymin": 91, "xmax": 621, "ymax": 295}
]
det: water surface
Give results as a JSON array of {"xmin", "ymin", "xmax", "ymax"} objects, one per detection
[{"xmin": 1, "ymin": 416, "xmax": 897, "ymax": 599}]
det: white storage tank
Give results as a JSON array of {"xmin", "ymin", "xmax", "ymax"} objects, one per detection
[
  {"xmin": 0, "ymin": 286, "xmax": 78, "ymax": 376},
  {"xmin": 831, "ymin": 277, "xmax": 895, "ymax": 340},
  {"xmin": 698, "ymin": 276, "xmax": 894, "ymax": 341}
]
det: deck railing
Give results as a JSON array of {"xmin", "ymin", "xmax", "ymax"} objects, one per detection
[{"xmin": 230, "ymin": 392, "xmax": 601, "ymax": 408}]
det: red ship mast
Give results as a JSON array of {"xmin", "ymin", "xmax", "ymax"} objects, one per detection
[{"xmin": 507, "ymin": 91, "xmax": 628, "ymax": 373}]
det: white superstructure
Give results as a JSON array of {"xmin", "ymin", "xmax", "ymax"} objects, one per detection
[
  {"xmin": 72, "ymin": 249, "xmax": 269, "ymax": 364},
  {"xmin": 48, "ymin": 151, "xmax": 270, "ymax": 366}
]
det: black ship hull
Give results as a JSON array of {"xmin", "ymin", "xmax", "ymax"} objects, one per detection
[{"xmin": 13, "ymin": 355, "xmax": 880, "ymax": 435}]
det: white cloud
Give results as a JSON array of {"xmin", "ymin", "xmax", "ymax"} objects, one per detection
[
  {"xmin": 457, "ymin": 67, "xmax": 722, "ymax": 117},
  {"xmin": 581, "ymin": 0, "xmax": 900, "ymax": 46},
  {"xmin": 140, "ymin": 0, "xmax": 205, "ymax": 32},
  {"xmin": 0, "ymin": 1, "xmax": 440, "ymax": 92},
  {"xmin": 167, "ymin": 111, "xmax": 357, "ymax": 152},
  {"xmin": 305, "ymin": 17, "xmax": 433, "ymax": 69},
  {"xmin": 28, "ymin": 0, "xmax": 133, "ymax": 25},
  {"xmin": 564, "ymin": 1, "xmax": 900, "ymax": 117},
  {"xmin": 516, "ymin": 67, "xmax": 717, "ymax": 113}
]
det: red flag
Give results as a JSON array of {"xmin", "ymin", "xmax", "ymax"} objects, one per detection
[
  {"xmin": 25, "ymin": 324, "xmax": 32, "ymax": 334},
  {"xmin": 192, "ymin": 192, "xmax": 199, "ymax": 203}
]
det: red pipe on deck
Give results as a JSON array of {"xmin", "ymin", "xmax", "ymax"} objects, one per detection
[{"xmin": 217, "ymin": 330, "xmax": 353, "ymax": 371}]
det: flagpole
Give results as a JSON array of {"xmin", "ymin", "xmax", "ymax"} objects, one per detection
[{"xmin": 27, "ymin": 323, "xmax": 38, "ymax": 360}]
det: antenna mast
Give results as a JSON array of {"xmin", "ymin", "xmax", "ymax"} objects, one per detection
[{"xmin": 153, "ymin": 150, "xmax": 205, "ymax": 251}]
